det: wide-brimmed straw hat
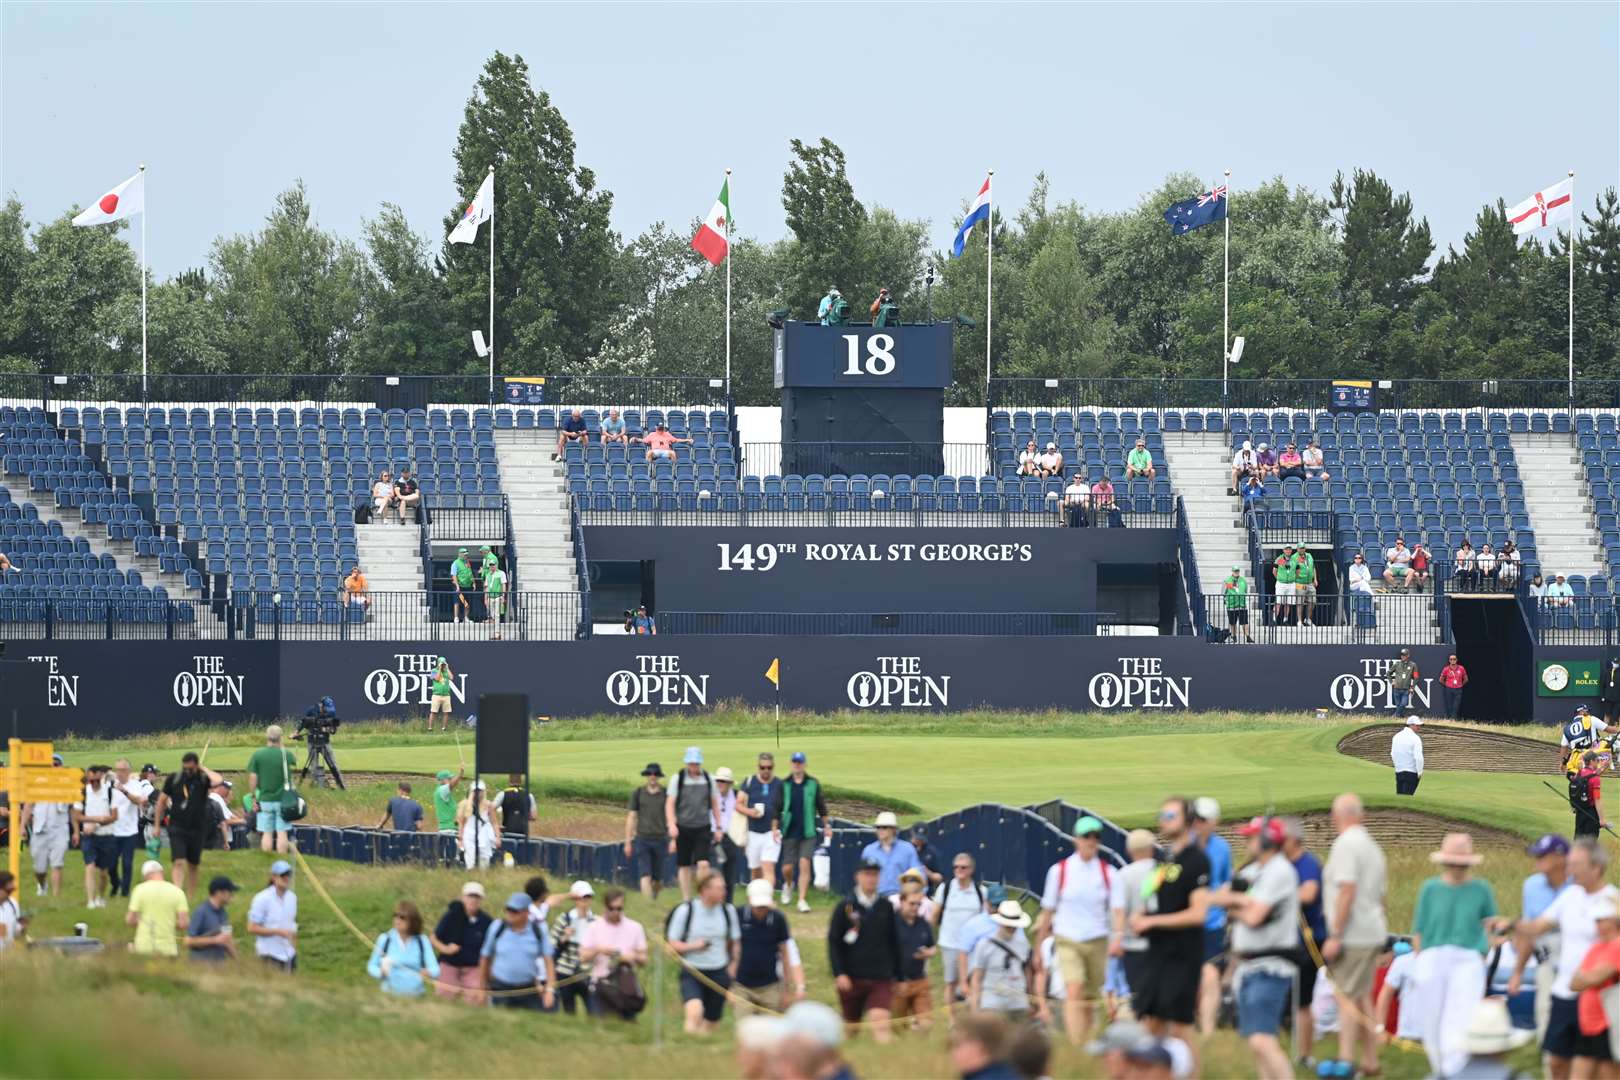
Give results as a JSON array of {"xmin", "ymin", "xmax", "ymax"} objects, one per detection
[{"xmin": 1429, "ymin": 832, "xmax": 1484, "ymax": 867}]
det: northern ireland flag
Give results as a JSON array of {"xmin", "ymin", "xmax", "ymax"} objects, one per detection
[
  {"xmin": 1508, "ymin": 177, "xmax": 1573, "ymax": 235},
  {"xmin": 448, "ymin": 171, "xmax": 494, "ymax": 245},
  {"xmin": 951, "ymin": 177, "xmax": 992, "ymax": 258},
  {"xmin": 71, "ymin": 170, "xmax": 144, "ymax": 227},
  {"xmin": 690, "ymin": 178, "xmax": 730, "ymax": 266}
]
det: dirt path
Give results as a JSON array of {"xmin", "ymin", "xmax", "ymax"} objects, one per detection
[
  {"xmin": 1220, "ymin": 808, "xmax": 1525, "ymax": 852},
  {"xmin": 1336, "ymin": 723, "xmax": 1562, "ymax": 775}
]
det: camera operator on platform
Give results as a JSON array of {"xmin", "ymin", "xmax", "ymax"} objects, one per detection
[{"xmin": 296, "ymin": 696, "xmax": 347, "ymax": 790}]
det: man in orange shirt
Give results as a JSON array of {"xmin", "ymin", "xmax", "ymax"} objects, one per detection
[
  {"xmin": 341, "ymin": 566, "xmax": 369, "ymax": 610},
  {"xmin": 634, "ymin": 423, "xmax": 692, "ymax": 466}
]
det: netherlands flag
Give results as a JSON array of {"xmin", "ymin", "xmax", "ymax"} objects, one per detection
[{"xmin": 951, "ymin": 177, "xmax": 991, "ymax": 258}]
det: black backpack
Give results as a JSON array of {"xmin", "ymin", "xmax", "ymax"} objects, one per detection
[
  {"xmin": 663, "ymin": 898, "xmax": 739, "ymax": 943},
  {"xmin": 1571, "ymin": 769, "xmax": 1596, "ymax": 812},
  {"xmin": 499, "ymin": 788, "xmax": 529, "ymax": 834}
]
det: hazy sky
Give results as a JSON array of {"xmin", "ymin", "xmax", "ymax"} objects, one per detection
[{"xmin": 4, "ymin": 2, "xmax": 1616, "ymax": 277}]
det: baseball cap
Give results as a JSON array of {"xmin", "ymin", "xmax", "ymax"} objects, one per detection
[
  {"xmin": 569, "ymin": 880, "xmax": 594, "ymax": 898},
  {"xmin": 208, "ymin": 875, "xmax": 239, "ymax": 894},
  {"xmin": 1073, "ymin": 815, "xmax": 1103, "ymax": 837},
  {"xmin": 457, "ymin": 547, "xmax": 468, "ymax": 555},
  {"xmin": 269, "ymin": 860, "xmax": 293, "ymax": 876},
  {"xmin": 1192, "ymin": 796, "xmax": 1220, "ymax": 822},
  {"xmin": 985, "ymin": 884, "xmax": 1009, "ymax": 905},
  {"xmin": 436, "ymin": 769, "xmax": 454, "ymax": 781},
  {"xmin": 1527, "ymin": 834, "xmax": 1571, "ymax": 858},
  {"xmin": 140, "ymin": 859, "xmax": 165, "ymax": 877},
  {"xmin": 1238, "ymin": 816, "xmax": 1288, "ymax": 845},
  {"xmin": 461, "ymin": 882, "xmax": 486, "ymax": 898},
  {"xmin": 746, "ymin": 879, "xmax": 776, "ymax": 907},
  {"xmin": 1232, "ymin": 563, "xmax": 1243, "ymax": 572},
  {"xmin": 1406, "ymin": 715, "xmax": 1424, "ymax": 726},
  {"xmin": 1086, "ymin": 1020, "xmax": 1150, "ymax": 1056},
  {"xmin": 857, "ymin": 858, "xmax": 882, "ymax": 872},
  {"xmin": 504, "ymin": 892, "xmax": 530, "ymax": 912},
  {"xmin": 1126, "ymin": 1043, "xmax": 1174, "ymax": 1069},
  {"xmin": 791, "ymin": 751, "xmax": 807, "ymax": 763},
  {"xmin": 683, "ymin": 746, "xmax": 703, "ymax": 765},
  {"xmin": 641, "ymin": 762, "xmax": 663, "ymax": 777},
  {"xmin": 139, "ymin": 762, "xmax": 159, "ymax": 775}
]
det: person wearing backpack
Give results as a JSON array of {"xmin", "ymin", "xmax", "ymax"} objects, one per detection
[
  {"xmin": 480, "ymin": 891, "xmax": 557, "ymax": 1011},
  {"xmin": 431, "ymin": 882, "xmax": 492, "ymax": 1004},
  {"xmin": 931, "ymin": 852, "xmax": 990, "ymax": 1016},
  {"xmin": 1572, "ymin": 751, "xmax": 1609, "ymax": 838},
  {"xmin": 550, "ymin": 881, "xmax": 597, "ymax": 1015},
  {"xmin": 667, "ymin": 870, "xmax": 741, "ymax": 1034},
  {"xmin": 580, "ymin": 887, "xmax": 649, "ymax": 1021},
  {"xmin": 733, "ymin": 878, "xmax": 801, "ymax": 1016},
  {"xmin": 970, "ymin": 899, "xmax": 1035, "ymax": 1022},
  {"xmin": 492, "ymin": 776, "xmax": 537, "ymax": 838},
  {"xmin": 1037, "ymin": 815, "xmax": 1114, "ymax": 1046},
  {"xmin": 828, "ymin": 858, "xmax": 903, "ymax": 1043},
  {"xmin": 665, "ymin": 747, "xmax": 722, "ymax": 902},
  {"xmin": 368, "ymin": 900, "xmax": 441, "ymax": 996}
]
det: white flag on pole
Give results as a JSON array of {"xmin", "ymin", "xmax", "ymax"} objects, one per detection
[
  {"xmin": 1508, "ymin": 178, "xmax": 1574, "ymax": 236},
  {"xmin": 448, "ymin": 172, "xmax": 494, "ymax": 245},
  {"xmin": 72, "ymin": 170, "xmax": 145, "ymax": 227}
]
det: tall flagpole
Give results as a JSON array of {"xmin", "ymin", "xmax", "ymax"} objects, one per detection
[
  {"xmin": 985, "ymin": 170, "xmax": 994, "ymax": 397},
  {"xmin": 1568, "ymin": 168, "xmax": 1576, "ymax": 401},
  {"xmin": 1222, "ymin": 168, "xmax": 1231, "ymax": 400},
  {"xmin": 487, "ymin": 164, "xmax": 495, "ymax": 401},
  {"xmin": 139, "ymin": 164, "xmax": 148, "ymax": 399},
  {"xmin": 725, "ymin": 168, "xmax": 732, "ymax": 396}
]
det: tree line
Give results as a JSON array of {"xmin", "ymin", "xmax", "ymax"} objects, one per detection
[{"xmin": 1, "ymin": 51, "xmax": 1616, "ymax": 406}]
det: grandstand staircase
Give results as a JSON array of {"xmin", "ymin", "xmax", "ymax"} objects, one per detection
[
  {"xmin": 491, "ymin": 430, "xmax": 586, "ymax": 633},
  {"xmin": 1510, "ymin": 432, "xmax": 1606, "ymax": 580},
  {"xmin": 354, "ymin": 522, "xmax": 426, "ymax": 593},
  {"xmin": 1161, "ymin": 432, "xmax": 1251, "ymax": 594}
]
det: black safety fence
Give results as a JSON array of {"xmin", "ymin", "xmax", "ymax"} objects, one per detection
[
  {"xmin": 988, "ymin": 377, "xmax": 1620, "ymax": 413},
  {"xmin": 1203, "ymin": 590, "xmax": 1445, "ymax": 645},
  {"xmin": 659, "ymin": 611, "xmax": 1118, "ymax": 637},
  {"xmin": 578, "ymin": 493, "xmax": 1179, "ymax": 529}
]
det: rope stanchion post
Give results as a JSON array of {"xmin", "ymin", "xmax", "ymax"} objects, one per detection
[{"xmin": 653, "ymin": 932, "xmax": 665, "ymax": 1047}]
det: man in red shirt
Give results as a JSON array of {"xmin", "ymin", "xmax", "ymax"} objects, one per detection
[
  {"xmin": 1573, "ymin": 752, "xmax": 1608, "ymax": 839},
  {"xmin": 634, "ymin": 423, "xmax": 691, "ymax": 466},
  {"xmin": 1439, "ymin": 656, "xmax": 1468, "ymax": 720}
]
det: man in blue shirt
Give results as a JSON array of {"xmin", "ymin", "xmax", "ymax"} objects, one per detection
[
  {"xmin": 1192, "ymin": 797, "xmax": 1232, "ymax": 1036},
  {"xmin": 553, "ymin": 408, "xmax": 589, "ymax": 462},
  {"xmin": 481, "ymin": 891, "xmax": 556, "ymax": 1011},
  {"xmin": 860, "ymin": 812, "xmax": 924, "ymax": 897},
  {"xmin": 740, "ymin": 753, "xmax": 783, "ymax": 888},
  {"xmin": 1522, "ymin": 834, "xmax": 1573, "ymax": 1037},
  {"xmin": 1282, "ymin": 820, "xmax": 1328, "ymax": 1055}
]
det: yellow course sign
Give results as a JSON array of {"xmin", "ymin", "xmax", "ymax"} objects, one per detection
[
  {"xmin": 15, "ymin": 767, "xmax": 84, "ymax": 802},
  {"xmin": 15, "ymin": 741, "xmax": 53, "ymax": 767}
]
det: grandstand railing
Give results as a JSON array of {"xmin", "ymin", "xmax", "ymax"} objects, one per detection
[
  {"xmin": 420, "ymin": 495, "xmax": 508, "ymax": 545},
  {"xmin": 1246, "ymin": 502, "xmax": 1335, "ymax": 548},
  {"xmin": 1203, "ymin": 590, "xmax": 1445, "ymax": 644},
  {"xmin": 0, "ymin": 598, "xmax": 213, "ymax": 640},
  {"xmin": 659, "ymin": 611, "xmax": 1119, "ymax": 636},
  {"xmin": 1528, "ymin": 594, "xmax": 1620, "ymax": 645},
  {"xmin": 1432, "ymin": 558, "xmax": 1529, "ymax": 597},
  {"xmin": 988, "ymin": 377, "xmax": 1620, "ymax": 412},
  {"xmin": 1174, "ymin": 497, "xmax": 1205, "ymax": 637},
  {"xmin": 568, "ymin": 493, "xmax": 592, "ymax": 640},
  {"xmin": 20, "ymin": 373, "xmax": 730, "ymax": 411},
  {"xmin": 740, "ymin": 442, "xmax": 990, "ymax": 478},
  {"xmin": 577, "ymin": 493, "xmax": 1179, "ymax": 529},
  {"xmin": 226, "ymin": 590, "xmax": 581, "ymax": 641}
]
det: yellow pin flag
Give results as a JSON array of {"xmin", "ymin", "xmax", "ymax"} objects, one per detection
[{"xmin": 765, "ymin": 658, "xmax": 780, "ymax": 687}]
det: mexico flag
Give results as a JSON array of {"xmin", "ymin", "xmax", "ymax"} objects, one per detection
[
  {"xmin": 72, "ymin": 170, "xmax": 145, "ymax": 227},
  {"xmin": 690, "ymin": 178, "xmax": 730, "ymax": 266}
]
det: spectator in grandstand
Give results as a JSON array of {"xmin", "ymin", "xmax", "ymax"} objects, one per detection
[
  {"xmin": 549, "ymin": 880, "xmax": 597, "ymax": 1015},
  {"xmin": 669, "ymin": 869, "xmax": 740, "ymax": 1034},
  {"xmin": 1347, "ymin": 551, "xmax": 1374, "ymax": 596},
  {"xmin": 667, "ymin": 747, "xmax": 722, "ymax": 901},
  {"xmin": 249, "ymin": 859, "xmax": 298, "ymax": 972},
  {"xmin": 0, "ymin": 551, "xmax": 20, "ymax": 574},
  {"xmin": 433, "ymin": 765, "xmax": 465, "ymax": 833},
  {"xmin": 1277, "ymin": 442, "xmax": 1306, "ymax": 481},
  {"xmin": 377, "ymin": 781, "xmax": 423, "ymax": 833},
  {"xmin": 482, "ymin": 890, "xmax": 556, "ymax": 1011},
  {"xmin": 1090, "ymin": 473, "xmax": 1121, "ymax": 526},
  {"xmin": 1037, "ymin": 442, "xmax": 1064, "ymax": 479},
  {"xmin": 1062, "ymin": 472, "xmax": 1090, "ymax": 528},
  {"xmin": 949, "ymin": 1012, "xmax": 1018, "ymax": 1080},
  {"xmin": 861, "ymin": 812, "xmax": 924, "ymax": 898},
  {"xmin": 1190, "ymin": 796, "xmax": 1232, "ymax": 1037},
  {"xmin": 1453, "ymin": 539, "xmax": 1478, "ymax": 591},
  {"xmin": 893, "ymin": 885, "xmax": 937, "ymax": 1031},
  {"xmin": 1382, "ymin": 537, "xmax": 1413, "ymax": 590},
  {"xmin": 1388, "ymin": 648, "xmax": 1420, "ymax": 713},
  {"xmin": 970, "ymin": 898, "xmax": 1034, "ymax": 1023},
  {"xmin": 1476, "ymin": 542, "xmax": 1499, "ymax": 591},
  {"xmin": 1548, "ymin": 572, "xmax": 1576, "ymax": 607},
  {"xmin": 368, "ymin": 900, "xmax": 440, "ymax": 996},
  {"xmin": 432, "ymin": 882, "xmax": 492, "ymax": 1004},
  {"xmin": 554, "ymin": 408, "xmax": 589, "ymax": 461},
  {"xmin": 393, "ymin": 466, "xmax": 421, "ymax": 524},
  {"xmin": 1230, "ymin": 440, "xmax": 1257, "ymax": 494},
  {"xmin": 1016, "ymin": 440, "xmax": 1040, "ymax": 476},
  {"xmin": 1320, "ymin": 794, "xmax": 1388, "ymax": 1080},
  {"xmin": 484, "ymin": 557, "xmax": 507, "ymax": 639},
  {"xmin": 127, "ymin": 858, "xmax": 188, "ymax": 957},
  {"xmin": 1272, "ymin": 544, "xmax": 1297, "ymax": 627},
  {"xmin": 247, "ymin": 725, "xmax": 297, "ymax": 856},
  {"xmin": 341, "ymin": 565, "xmax": 369, "ymax": 610},
  {"xmin": 1498, "ymin": 540, "xmax": 1522, "ymax": 589},
  {"xmin": 1409, "ymin": 833, "xmax": 1498, "ymax": 1077},
  {"xmin": 1440, "ymin": 655, "xmax": 1469, "ymax": 719},
  {"xmin": 734, "ymin": 877, "xmax": 801, "ymax": 1017},
  {"xmin": 634, "ymin": 422, "xmax": 692, "ymax": 466},
  {"xmin": 1303, "ymin": 439, "xmax": 1330, "ymax": 480},
  {"xmin": 1241, "ymin": 473, "xmax": 1266, "ymax": 510},
  {"xmin": 208, "ymin": 780, "xmax": 244, "ymax": 848},
  {"xmin": 625, "ymin": 762, "xmax": 667, "ymax": 902},
  {"xmin": 1038, "ymin": 815, "xmax": 1112, "ymax": 1045},
  {"xmin": 155, "ymin": 753, "xmax": 224, "ymax": 899},
  {"xmin": 600, "ymin": 408, "xmax": 628, "ymax": 446},
  {"xmin": 1209, "ymin": 816, "xmax": 1300, "ymax": 1080},
  {"xmin": 1281, "ymin": 819, "xmax": 1327, "ymax": 1062},
  {"xmin": 107, "ymin": 758, "xmax": 153, "ymax": 898},
  {"xmin": 27, "ymin": 794, "xmax": 70, "ymax": 896},
  {"xmin": 1125, "ymin": 438, "xmax": 1156, "ymax": 481},
  {"xmin": 457, "ymin": 781, "xmax": 499, "ymax": 870},
  {"xmin": 73, "ymin": 763, "xmax": 116, "ymax": 908},
  {"xmin": 780, "ymin": 752, "xmax": 831, "ymax": 914},
  {"xmin": 1255, "ymin": 442, "xmax": 1278, "ymax": 479},
  {"xmin": 185, "ymin": 875, "xmax": 239, "ymax": 963},
  {"xmin": 1131, "ymin": 798, "xmax": 1211, "ymax": 1075},
  {"xmin": 579, "ymin": 886, "xmax": 649, "ymax": 1020},
  {"xmin": 829, "ymin": 857, "xmax": 902, "ymax": 1041},
  {"xmin": 909, "ymin": 828, "xmax": 944, "ymax": 888},
  {"xmin": 1391, "ymin": 716, "xmax": 1425, "ymax": 795},
  {"xmin": 1408, "ymin": 539, "xmax": 1432, "ymax": 591},
  {"xmin": 370, "ymin": 469, "xmax": 396, "ymax": 520}
]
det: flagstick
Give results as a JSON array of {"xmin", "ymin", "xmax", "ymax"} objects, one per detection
[
  {"xmin": 724, "ymin": 168, "xmax": 732, "ymax": 398},
  {"xmin": 1222, "ymin": 168, "xmax": 1231, "ymax": 401},
  {"xmin": 487, "ymin": 164, "xmax": 496, "ymax": 403},
  {"xmin": 139, "ymin": 164, "xmax": 148, "ymax": 401},
  {"xmin": 775, "ymin": 670, "xmax": 781, "ymax": 750},
  {"xmin": 1568, "ymin": 168, "xmax": 1576, "ymax": 402},
  {"xmin": 985, "ymin": 170, "xmax": 994, "ymax": 399}
]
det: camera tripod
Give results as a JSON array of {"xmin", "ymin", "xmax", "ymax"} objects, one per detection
[{"xmin": 298, "ymin": 739, "xmax": 347, "ymax": 790}]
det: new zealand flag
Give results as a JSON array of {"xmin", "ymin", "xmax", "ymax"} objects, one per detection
[{"xmin": 1163, "ymin": 186, "xmax": 1228, "ymax": 236}]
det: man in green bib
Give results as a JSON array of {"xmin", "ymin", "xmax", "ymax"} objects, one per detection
[
  {"xmin": 1222, "ymin": 564, "xmax": 1253, "ymax": 643},
  {"xmin": 429, "ymin": 657, "xmax": 456, "ymax": 731},
  {"xmin": 450, "ymin": 548, "xmax": 475, "ymax": 624},
  {"xmin": 1292, "ymin": 547, "xmax": 1317, "ymax": 627},
  {"xmin": 484, "ymin": 559, "xmax": 508, "ymax": 639},
  {"xmin": 434, "ymin": 765, "xmax": 465, "ymax": 833},
  {"xmin": 1273, "ymin": 544, "xmax": 1297, "ymax": 626}
]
